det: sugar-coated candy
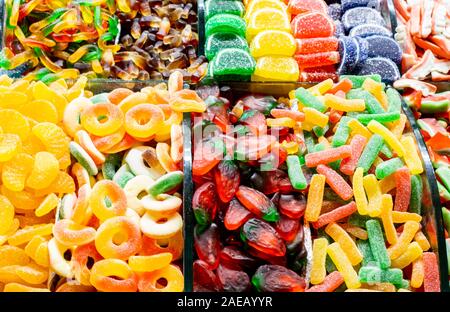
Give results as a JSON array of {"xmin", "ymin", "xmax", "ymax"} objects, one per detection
[
  {"xmin": 357, "ymin": 57, "xmax": 401, "ymax": 84},
  {"xmin": 341, "ymin": 7, "xmax": 385, "ymax": 32},
  {"xmin": 291, "ymin": 12, "xmax": 335, "ymax": 39},
  {"xmin": 205, "ymin": 33, "xmax": 249, "ymax": 61},
  {"xmin": 349, "ymin": 24, "xmax": 393, "ymax": 38}
]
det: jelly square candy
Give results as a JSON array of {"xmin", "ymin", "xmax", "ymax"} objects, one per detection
[
  {"xmin": 205, "ymin": 1, "xmax": 245, "ymax": 20},
  {"xmin": 205, "ymin": 14, "xmax": 247, "ymax": 38},
  {"xmin": 349, "ymin": 24, "xmax": 392, "ymax": 38},
  {"xmin": 288, "ymin": 0, "xmax": 328, "ymax": 15},
  {"xmin": 291, "ymin": 12, "xmax": 335, "ymax": 39},
  {"xmin": 356, "ymin": 57, "xmax": 401, "ymax": 83},
  {"xmin": 246, "ymin": 9, "xmax": 291, "ymax": 41},
  {"xmin": 250, "ymin": 30, "xmax": 296, "ymax": 58},
  {"xmin": 211, "ymin": 48, "xmax": 256, "ymax": 81},
  {"xmin": 365, "ymin": 35, "xmax": 403, "ymax": 64},
  {"xmin": 342, "ymin": 7, "xmax": 385, "ymax": 32},
  {"xmin": 252, "ymin": 56, "xmax": 299, "ymax": 81},
  {"xmin": 205, "ymin": 33, "xmax": 249, "ymax": 61},
  {"xmin": 296, "ymin": 37, "xmax": 339, "ymax": 54},
  {"xmin": 295, "ymin": 51, "xmax": 340, "ymax": 69}
]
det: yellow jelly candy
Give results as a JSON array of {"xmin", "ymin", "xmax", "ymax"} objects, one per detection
[
  {"xmin": 0, "ymin": 195, "xmax": 15, "ymax": 235},
  {"xmin": 0, "ymin": 109, "xmax": 30, "ymax": 141},
  {"xmin": 0, "ymin": 133, "xmax": 21, "ymax": 162},
  {"xmin": 16, "ymin": 263, "xmax": 48, "ymax": 284},
  {"xmin": 128, "ymin": 253, "xmax": 173, "ymax": 272},
  {"xmin": 252, "ymin": 56, "xmax": 299, "ymax": 82},
  {"xmin": 35, "ymin": 193, "xmax": 59, "ymax": 217},
  {"xmin": 32, "ymin": 122, "xmax": 70, "ymax": 158},
  {"xmin": 250, "ymin": 30, "xmax": 296, "ymax": 58},
  {"xmin": 34, "ymin": 171, "xmax": 76, "ymax": 196},
  {"xmin": 246, "ymin": 9, "xmax": 291, "ymax": 41},
  {"xmin": 26, "ymin": 151, "xmax": 59, "ymax": 190},
  {"xmin": 0, "ymin": 185, "xmax": 44, "ymax": 210},
  {"xmin": 0, "ymin": 245, "xmax": 30, "ymax": 267},
  {"xmin": 3, "ymin": 282, "xmax": 49, "ymax": 292},
  {"xmin": 17, "ymin": 99, "xmax": 59, "ymax": 124},
  {"xmin": 8, "ymin": 224, "xmax": 53, "ymax": 246},
  {"xmin": 2, "ymin": 153, "xmax": 34, "ymax": 192},
  {"xmin": 245, "ymin": 0, "xmax": 289, "ymax": 21},
  {"xmin": 32, "ymin": 81, "xmax": 68, "ymax": 120}
]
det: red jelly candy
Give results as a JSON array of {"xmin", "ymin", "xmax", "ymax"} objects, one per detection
[
  {"xmin": 251, "ymin": 265, "xmax": 306, "ymax": 292},
  {"xmin": 214, "ymin": 158, "xmax": 240, "ymax": 203},
  {"xmin": 239, "ymin": 110, "xmax": 267, "ymax": 136},
  {"xmin": 194, "ymin": 223, "xmax": 221, "ymax": 270},
  {"xmin": 236, "ymin": 186, "xmax": 280, "ymax": 222},
  {"xmin": 291, "ymin": 12, "xmax": 335, "ymax": 39},
  {"xmin": 220, "ymin": 246, "xmax": 258, "ymax": 270},
  {"xmin": 295, "ymin": 52, "xmax": 340, "ymax": 69},
  {"xmin": 194, "ymin": 259, "xmax": 222, "ymax": 292},
  {"xmin": 192, "ymin": 182, "xmax": 218, "ymax": 225},
  {"xmin": 224, "ymin": 198, "xmax": 253, "ymax": 231},
  {"xmin": 235, "ymin": 134, "xmax": 277, "ymax": 161},
  {"xmin": 252, "ymin": 170, "xmax": 293, "ymax": 195},
  {"xmin": 217, "ymin": 264, "xmax": 251, "ymax": 292},
  {"xmin": 248, "ymin": 247, "xmax": 287, "ymax": 266},
  {"xmin": 286, "ymin": 226, "xmax": 305, "ymax": 255},
  {"xmin": 278, "ymin": 193, "xmax": 307, "ymax": 219},
  {"xmin": 241, "ymin": 218, "xmax": 286, "ymax": 257},
  {"xmin": 275, "ymin": 215, "xmax": 300, "ymax": 242},
  {"xmin": 258, "ymin": 146, "xmax": 288, "ymax": 171},
  {"xmin": 288, "ymin": 0, "xmax": 328, "ymax": 15},
  {"xmin": 241, "ymin": 95, "xmax": 278, "ymax": 115},
  {"xmin": 296, "ymin": 37, "xmax": 339, "ymax": 54},
  {"xmin": 193, "ymin": 138, "xmax": 225, "ymax": 176}
]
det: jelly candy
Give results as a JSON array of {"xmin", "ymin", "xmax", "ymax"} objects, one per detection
[
  {"xmin": 236, "ymin": 186, "xmax": 279, "ymax": 222},
  {"xmin": 291, "ymin": 12, "xmax": 335, "ymax": 39},
  {"xmin": 194, "ymin": 224, "xmax": 221, "ymax": 270},
  {"xmin": 192, "ymin": 182, "xmax": 218, "ymax": 225},
  {"xmin": 252, "ymin": 265, "xmax": 306, "ymax": 292}
]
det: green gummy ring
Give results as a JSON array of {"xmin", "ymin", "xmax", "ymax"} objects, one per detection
[
  {"xmin": 147, "ymin": 171, "xmax": 184, "ymax": 197},
  {"xmin": 69, "ymin": 141, "xmax": 98, "ymax": 176}
]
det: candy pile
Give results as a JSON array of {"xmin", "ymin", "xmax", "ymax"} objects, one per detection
[
  {"xmin": 192, "ymin": 75, "xmax": 440, "ymax": 292},
  {"xmin": 1, "ymin": 0, "xmax": 205, "ymax": 82},
  {"xmin": 0, "ymin": 72, "xmax": 206, "ymax": 292},
  {"xmin": 394, "ymin": 0, "xmax": 450, "ymax": 81},
  {"xmin": 290, "ymin": 0, "xmax": 339, "ymax": 82},
  {"xmin": 329, "ymin": 0, "xmax": 402, "ymax": 83}
]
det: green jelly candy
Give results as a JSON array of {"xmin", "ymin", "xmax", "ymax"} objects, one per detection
[
  {"xmin": 379, "ymin": 143, "xmax": 393, "ymax": 158},
  {"xmin": 358, "ymin": 266, "xmax": 403, "ymax": 285},
  {"xmin": 436, "ymin": 166, "xmax": 450, "ymax": 192},
  {"xmin": 442, "ymin": 208, "xmax": 450, "ymax": 232},
  {"xmin": 357, "ymin": 134, "xmax": 384, "ymax": 173},
  {"xmin": 69, "ymin": 141, "xmax": 98, "ymax": 176},
  {"xmin": 286, "ymin": 155, "xmax": 307, "ymax": 190},
  {"xmin": 348, "ymin": 213, "xmax": 371, "ymax": 228},
  {"xmin": 205, "ymin": 1, "xmax": 245, "ymax": 20},
  {"xmin": 211, "ymin": 48, "xmax": 256, "ymax": 81},
  {"xmin": 375, "ymin": 157, "xmax": 404, "ymax": 179},
  {"xmin": 205, "ymin": 33, "xmax": 249, "ymax": 61},
  {"xmin": 366, "ymin": 219, "xmax": 391, "ymax": 269},
  {"xmin": 420, "ymin": 99, "xmax": 449, "ymax": 114},
  {"xmin": 148, "ymin": 171, "xmax": 184, "ymax": 196},
  {"xmin": 102, "ymin": 153, "xmax": 122, "ymax": 180},
  {"xmin": 340, "ymin": 74, "xmax": 382, "ymax": 88},
  {"xmin": 356, "ymin": 112, "xmax": 401, "ymax": 125},
  {"xmin": 205, "ymin": 14, "xmax": 246, "ymax": 38},
  {"xmin": 90, "ymin": 93, "xmax": 110, "ymax": 104},
  {"xmin": 332, "ymin": 116, "xmax": 351, "ymax": 147},
  {"xmin": 313, "ymin": 124, "xmax": 328, "ymax": 137},
  {"xmin": 446, "ymin": 239, "xmax": 450, "ymax": 273},
  {"xmin": 397, "ymin": 279, "xmax": 410, "ymax": 289},
  {"xmin": 112, "ymin": 164, "xmax": 135, "ymax": 188},
  {"xmin": 357, "ymin": 240, "xmax": 376, "ymax": 267},
  {"xmin": 386, "ymin": 88, "xmax": 402, "ymax": 113},
  {"xmin": 304, "ymin": 132, "xmax": 316, "ymax": 154},
  {"xmin": 438, "ymin": 181, "xmax": 450, "ymax": 201},
  {"xmin": 313, "ymin": 143, "xmax": 326, "ymax": 153},
  {"xmin": 409, "ymin": 175, "xmax": 422, "ymax": 214},
  {"xmin": 295, "ymin": 87, "xmax": 327, "ymax": 112},
  {"xmin": 347, "ymin": 89, "xmax": 384, "ymax": 114}
]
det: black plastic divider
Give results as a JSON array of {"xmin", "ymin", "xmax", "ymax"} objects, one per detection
[
  {"xmin": 182, "ymin": 112, "xmax": 194, "ymax": 292},
  {"xmin": 197, "ymin": 0, "xmax": 205, "ymax": 58}
]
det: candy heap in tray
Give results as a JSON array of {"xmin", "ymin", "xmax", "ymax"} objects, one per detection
[
  {"xmin": 0, "ymin": 0, "xmax": 206, "ymax": 82},
  {"xmin": 192, "ymin": 76, "xmax": 440, "ymax": 292},
  {"xmin": 394, "ymin": 0, "xmax": 450, "ymax": 81}
]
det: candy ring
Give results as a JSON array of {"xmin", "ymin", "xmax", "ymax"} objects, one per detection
[
  {"xmin": 75, "ymin": 130, "xmax": 105, "ymax": 165},
  {"xmin": 62, "ymin": 97, "xmax": 92, "ymax": 137},
  {"xmin": 154, "ymin": 104, "xmax": 182, "ymax": 142},
  {"xmin": 71, "ymin": 184, "xmax": 92, "ymax": 226},
  {"xmin": 92, "ymin": 127, "xmax": 126, "ymax": 153},
  {"xmin": 108, "ymin": 88, "xmax": 133, "ymax": 105},
  {"xmin": 53, "ymin": 219, "xmax": 96, "ymax": 247},
  {"xmin": 124, "ymin": 146, "xmax": 165, "ymax": 179},
  {"xmin": 126, "ymin": 208, "xmax": 141, "ymax": 225},
  {"xmin": 140, "ymin": 231, "xmax": 183, "ymax": 261},
  {"xmin": 156, "ymin": 142, "xmax": 178, "ymax": 172},
  {"xmin": 137, "ymin": 264, "xmax": 184, "ymax": 292},
  {"xmin": 140, "ymin": 211, "xmax": 183, "ymax": 239},
  {"xmin": 69, "ymin": 141, "xmax": 98, "ymax": 176},
  {"xmin": 90, "ymin": 180, "xmax": 127, "ymax": 221},
  {"xmin": 56, "ymin": 193, "xmax": 77, "ymax": 221},
  {"xmin": 71, "ymin": 242, "xmax": 103, "ymax": 286},
  {"xmin": 112, "ymin": 164, "xmax": 135, "ymax": 189},
  {"xmin": 101, "ymin": 153, "xmax": 123, "ymax": 181},
  {"xmin": 118, "ymin": 92, "xmax": 149, "ymax": 114},
  {"xmin": 48, "ymin": 238, "xmax": 74, "ymax": 278},
  {"xmin": 168, "ymin": 71, "xmax": 183, "ymax": 94},
  {"xmin": 141, "ymin": 194, "xmax": 182, "ymax": 216},
  {"xmin": 169, "ymin": 89, "xmax": 206, "ymax": 113},
  {"xmin": 90, "ymin": 259, "xmax": 138, "ymax": 292},
  {"xmin": 103, "ymin": 133, "xmax": 137, "ymax": 154},
  {"xmin": 124, "ymin": 104, "xmax": 164, "ymax": 139},
  {"xmin": 80, "ymin": 102, "xmax": 124, "ymax": 136},
  {"xmin": 123, "ymin": 175, "xmax": 155, "ymax": 216},
  {"xmin": 55, "ymin": 283, "xmax": 96, "ymax": 292},
  {"xmin": 95, "ymin": 216, "xmax": 142, "ymax": 260},
  {"xmin": 71, "ymin": 163, "xmax": 90, "ymax": 188},
  {"xmin": 128, "ymin": 253, "xmax": 173, "ymax": 272},
  {"xmin": 170, "ymin": 124, "xmax": 183, "ymax": 163}
]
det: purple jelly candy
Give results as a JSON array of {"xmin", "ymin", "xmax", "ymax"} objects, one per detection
[
  {"xmin": 342, "ymin": 7, "xmax": 386, "ymax": 32},
  {"xmin": 334, "ymin": 20, "xmax": 345, "ymax": 37},
  {"xmin": 349, "ymin": 24, "xmax": 393, "ymax": 38},
  {"xmin": 342, "ymin": 0, "xmax": 381, "ymax": 12},
  {"xmin": 354, "ymin": 36, "xmax": 368, "ymax": 65},
  {"xmin": 356, "ymin": 57, "xmax": 401, "ymax": 83},
  {"xmin": 365, "ymin": 35, "xmax": 402, "ymax": 64},
  {"xmin": 328, "ymin": 3, "xmax": 342, "ymax": 20},
  {"xmin": 338, "ymin": 36, "xmax": 358, "ymax": 74}
]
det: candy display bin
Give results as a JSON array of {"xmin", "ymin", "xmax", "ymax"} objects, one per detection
[{"xmin": 190, "ymin": 80, "xmax": 449, "ymax": 292}]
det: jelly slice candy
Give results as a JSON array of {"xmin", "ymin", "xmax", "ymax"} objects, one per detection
[
  {"xmin": 354, "ymin": 36, "xmax": 369, "ymax": 65},
  {"xmin": 334, "ymin": 20, "xmax": 345, "ymax": 37},
  {"xmin": 337, "ymin": 36, "xmax": 358, "ymax": 74},
  {"xmin": 211, "ymin": 49, "xmax": 256, "ymax": 81},
  {"xmin": 295, "ymin": 52, "xmax": 340, "ymax": 69},
  {"xmin": 342, "ymin": 7, "xmax": 385, "ymax": 32},
  {"xmin": 341, "ymin": 0, "xmax": 380, "ymax": 12},
  {"xmin": 241, "ymin": 218, "xmax": 286, "ymax": 256},
  {"xmin": 356, "ymin": 57, "xmax": 401, "ymax": 84},
  {"xmin": 288, "ymin": 0, "xmax": 328, "ymax": 15},
  {"xmin": 194, "ymin": 223, "xmax": 221, "ymax": 270},
  {"xmin": 236, "ymin": 186, "xmax": 279, "ymax": 222},
  {"xmin": 250, "ymin": 30, "xmax": 296, "ymax": 58},
  {"xmin": 252, "ymin": 265, "xmax": 306, "ymax": 292},
  {"xmin": 365, "ymin": 35, "xmax": 403, "ymax": 65},
  {"xmin": 296, "ymin": 37, "xmax": 339, "ymax": 54},
  {"xmin": 328, "ymin": 3, "xmax": 342, "ymax": 20},
  {"xmin": 291, "ymin": 12, "xmax": 335, "ymax": 39},
  {"xmin": 349, "ymin": 24, "xmax": 393, "ymax": 38},
  {"xmin": 205, "ymin": 14, "xmax": 247, "ymax": 38},
  {"xmin": 205, "ymin": 33, "xmax": 249, "ymax": 61},
  {"xmin": 252, "ymin": 56, "xmax": 300, "ymax": 82},
  {"xmin": 247, "ymin": 9, "xmax": 291, "ymax": 41},
  {"xmin": 205, "ymin": 1, "xmax": 245, "ymax": 20},
  {"xmin": 245, "ymin": 0, "xmax": 289, "ymax": 22}
]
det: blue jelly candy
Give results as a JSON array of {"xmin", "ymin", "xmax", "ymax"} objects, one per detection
[
  {"xmin": 211, "ymin": 48, "xmax": 256, "ymax": 81},
  {"xmin": 354, "ymin": 36, "xmax": 368, "ymax": 65},
  {"xmin": 334, "ymin": 20, "xmax": 345, "ymax": 37},
  {"xmin": 337, "ymin": 36, "xmax": 358, "ymax": 74},
  {"xmin": 349, "ymin": 24, "xmax": 392, "ymax": 38},
  {"xmin": 342, "ymin": 7, "xmax": 385, "ymax": 31},
  {"xmin": 328, "ymin": 3, "xmax": 342, "ymax": 20},
  {"xmin": 365, "ymin": 35, "xmax": 403, "ymax": 64},
  {"xmin": 205, "ymin": 33, "xmax": 249, "ymax": 61},
  {"xmin": 356, "ymin": 57, "xmax": 401, "ymax": 83},
  {"xmin": 342, "ymin": 0, "xmax": 380, "ymax": 12}
]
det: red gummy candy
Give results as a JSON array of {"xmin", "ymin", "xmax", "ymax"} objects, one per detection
[
  {"xmin": 214, "ymin": 159, "xmax": 240, "ymax": 203},
  {"xmin": 224, "ymin": 198, "xmax": 253, "ymax": 231},
  {"xmin": 291, "ymin": 12, "xmax": 335, "ymax": 39},
  {"xmin": 220, "ymin": 246, "xmax": 258, "ymax": 270},
  {"xmin": 241, "ymin": 218, "xmax": 286, "ymax": 257},
  {"xmin": 288, "ymin": 0, "xmax": 328, "ymax": 15},
  {"xmin": 278, "ymin": 193, "xmax": 307, "ymax": 219},
  {"xmin": 248, "ymin": 247, "xmax": 287, "ymax": 266},
  {"xmin": 194, "ymin": 223, "xmax": 221, "ymax": 270},
  {"xmin": 194, "ymin": 260, "xmax": 222, "ymax": 292},
  {"xmin": 235, "ymin": 134, "xmax": 277, "ymax": 161},
  {"xmin": 299, "ymin": 66, "xmax": 338, "ymax": 82},
  {"xmin": 192, "ymin": 182, "xmax": 218, "ymax": 224},
  {"xmin": 260, "ymin": 169, "xmax": 294, "ymax": 195},
  {"xmin": 295, "ymin": 51, "xmax": 340, "ymax": 69},
  {"xmin": 193, "ymin": 138, "xmax": 225, "ymax": 176},
  {"xmin": 275, "ymin": 215, "xmax": 300, "ymax": 242},
  {"xmin": 296, "ymin": 37, "xmax": 339, "ymax": 54},
  {"xmin": 239, "ymin": 110, "xmax": 267, "ymax": 136},
  {"xmin": 252, "ymin": 265, "xmax": 306, "ymax": 292},
  {"xmin": 236, "ymin": 186, "xmax": 280, "ymax": 222},
  {"xmin": 217, "ymin": 264, "xmax": 251, "ymax": 292}
]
